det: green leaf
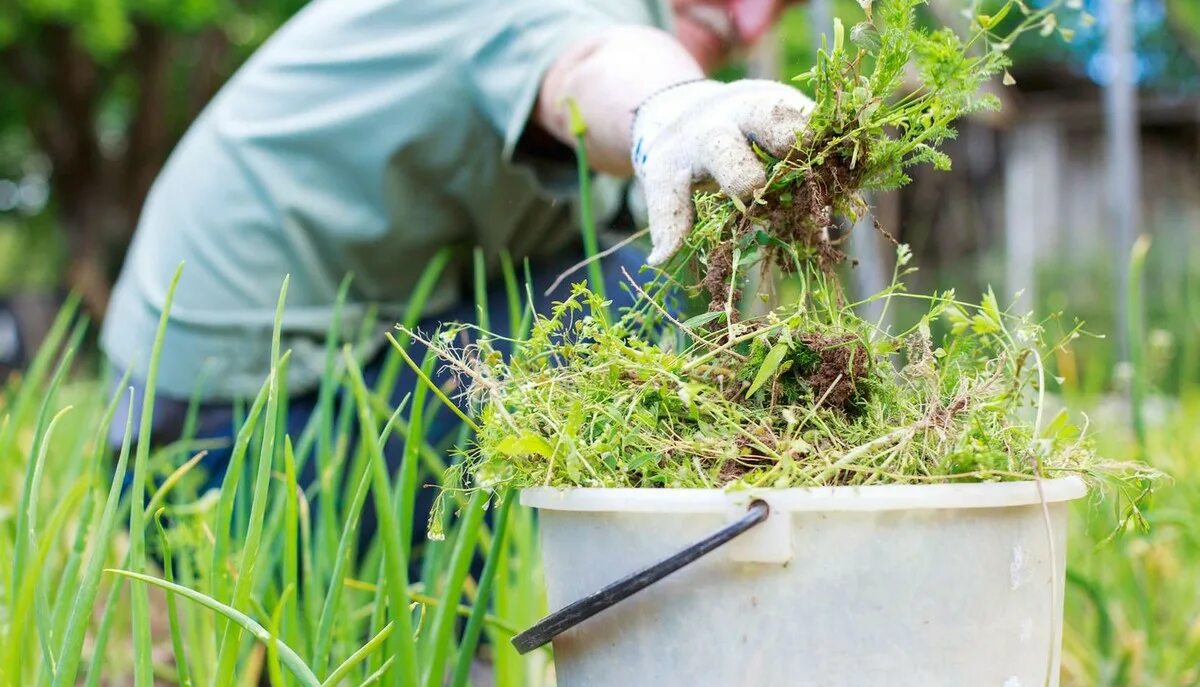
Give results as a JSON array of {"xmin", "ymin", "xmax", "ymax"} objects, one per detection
[
  {"xmin": 495, "ymin": 433, "xmax": 555, "ymax": 458},
  {"xmin": 626, "ymin": 452, "xmax": 659, "ymax": 470},
  {"xmin": 850, "ymin": 22, "xmax": 881, "ymax": 52},
  {"xmin": 681, "ymin": 310, "xmax": 726, "ymax": 329},
  {"xmin": 747, "ymin": 342, "xmax": 790, "ymax": 397}
]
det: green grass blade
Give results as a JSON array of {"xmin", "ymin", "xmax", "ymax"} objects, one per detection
[
  {"xmin": 282, "ymin": 437, "xmax": 302, "ymax": 664},
  {"xmin": 53, "ymin": 388, "xmax": 136, "ymax": 687},
  {"xmin": 396, "ymin": 351, "xmax": 436, "ymax": 559},
  {"xmin": 473, "ymin": 247, "xmax": 489, "ymax": 331},
  {"xmin": 298, "ymin": 483, "xmax": 322, "ymax": 659},
  {"xmin": 144, "ymin": 450, "xmax": 208, "ymax": 516},
  {"xmin": 312, "ymin": 444, "xmax": 377, "ymax": 677},
  {"xmin": 1127, "ymin": 234, "xmax": 1151, "ymax": 458},
  {"xmin": 49, "ymin": 366, "xmax": 131, "ymax": 658},
  {"xmin": 5, "ymin": 402, "xmax": 74, "ymax": 680},
  {"xmin": 363, "ymin": 558, "xmax": 390, "ymax": 677},
  {"xmin": 384, "ymin": 333, "xmax": 480, "ymax": 434},
  {"xmin": 310, "ymin": 278, "xmax": 351, "ymax": 599},
  {"xmin": 12, "ymin": 471, "xmax": 88, "ymax": 682},
  {"xmin": 316, "ymin": 276, "xmax": 352, "ymax": 464},
  {"xmin": 374, "ymin": 247, "xmax": 452, "ymax": 401},
  {"xmin": 34, "ymin": 576, "xmax": 56, "ymax": 685},
  {"xmin": 25, "ymin": 480, "xmax": 90, "ymax": 682},
  {"xmin": 215, "ymin": 278, "xmax": 291, "ymax": 684},
  {"xmin": 246, "ymin": 354, "xmax": 298, "ymax": 633},
  {"xmin": 566, "ymin": 99, "xmax": 606, "ymax": 303},
  {"xmin": 419, "ymin": 490, "xmax": 489, "ymax": 687},
  {"xmin": 321, "ymin": 622, "xmax": 394, "ymax": 687},
  {"xmin": 83, "ymin": 568, "xmax": 126, "ymax": 687},
  {"xmin": 156, "ymin": 510, "xmax": 195, "ymax": 687},
  {"xmin": 328, "ymin": 398, "xmax": 408, "ymax": 677},
  {"xmin": 129, "ymin": 263, "xmax": 185, "ymax": 687},
  {"xmin": 106, "ymin": 570, "xmax": 321, "ymax": 687},
  {"xmin": 499, "ymin": 251, "xmax": 522, "ymax": 338},
  {"xmin": 266, "ymin": 585, "xmax": 296, "ymax": 687},
  {"xmin": 357, "ymin": 656, "xmax": 396, "ymax": 687},
  {"xmin": 450, "ymin": 495, "xmax": 514, "ymax": 687},
  {"xmin": 492, "ymin": 505, "xmax": 542, "ymax": 687},
  {"xmin": 209, "ymin": 378, "xmax": 272, "ymax": 602},
  {"xmin": 47, "ymin": 477, "xmax": 95, "ymax": 670},
  {"xmin": 11, "ymin": 320, "xmax": 85, "ymax": 625},
  {"xmin": 342, "ymin": 348, "xmax": 418, "ymax": 687}
]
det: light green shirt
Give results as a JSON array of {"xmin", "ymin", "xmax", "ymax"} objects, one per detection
[{"xmin": 103, "ymin": 0, "xmax": 668, "ymax": 400}]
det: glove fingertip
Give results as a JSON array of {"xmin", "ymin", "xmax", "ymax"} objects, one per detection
[{"xmin": 646, "ymin": 236, "xmax": 682, "ymax": 266}]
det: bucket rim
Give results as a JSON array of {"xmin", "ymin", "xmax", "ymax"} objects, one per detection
[{"xmin": 520, "ymin": 476, "xmax": 1088, "ymax": 512}]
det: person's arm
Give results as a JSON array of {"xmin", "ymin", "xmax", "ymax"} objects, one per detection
[
  {"xmin": 535, "ymin": 26, "xmax": 703, "ymax": 176},
  {"xmin": 535, "ymin": 25, "xmax": 814, "ymax": 264}
]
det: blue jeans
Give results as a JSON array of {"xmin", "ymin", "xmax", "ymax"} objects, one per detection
[{"xmin": 109, "ymin": 243, "xmax": 653, "ymax": 553}]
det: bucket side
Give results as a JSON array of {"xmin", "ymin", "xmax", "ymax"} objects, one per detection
[{"xmin": 538, "ymin": 502, "xmax": 1072, "ymax": 687}]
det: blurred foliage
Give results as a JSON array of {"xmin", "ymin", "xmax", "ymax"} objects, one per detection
[
  {"xmin": 0, "ymin": 219, "xmax": 64, "ymax": 291},
  {"xmin": 1166, "ymin": 0, "xmax": 1200, "ymax": 75},
  {"xmin": 999, "ymin": 0, "xmax": 1200, "ymax": 91},
  {"xmin": 778, "ymin": 1, "xmax": 1200, "ymax": 92},
  {"xmin": 1063, "ymin": 392, "xmax": 1200, "ymax": 685},
  {"xmin": 0, "ymin": 0, "xmax": 298, "ymax": 62},
  {"xmin": 778, "ymin": 0, "xmax": 866, "ymax": 75},
  {"xmin": 0, "ymin": 0, "xmax": 309, "ymax": 303}
]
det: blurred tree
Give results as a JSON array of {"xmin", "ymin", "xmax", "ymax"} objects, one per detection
[
  {"xmin": 1166, "ymin": 0, "xmax": 1200, "ymax": 66},
  {"xmin": 0, "ymin": 0, "xmax": 307, "ymax": 316}
]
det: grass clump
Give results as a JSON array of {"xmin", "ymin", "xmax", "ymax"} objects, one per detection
[
  {"xmin": 415, "ymin": 0, "xmax": 1156, "ymax": 502},
  {"xmin": 0, "ymin": 259, "xmax": 551, "ymax": 685},
  {"xmin": 426, "ymin": 250, "xmax": 1153, "ymax": 497},
  {"xmin": 680, "ymin": 0, "xmax": 1091, "ymax": 308}
]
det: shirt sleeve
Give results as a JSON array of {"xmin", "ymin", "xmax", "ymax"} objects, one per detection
[{"xmin": 460, "ymin": 0, "xmax": 667, "ymax": 186}]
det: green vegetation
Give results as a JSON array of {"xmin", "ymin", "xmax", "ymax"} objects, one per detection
[
  {"xmin": 438, "ymin": 247, "xmax": 1154, "ymax": 495},
  {"xmin": 1063, "ymin": 395, "xmax": 1200, "ymax": 685},
  {"xmin": 425, "ymin": 0, "xmax": 1153, "ymax": 499},
  {"xmin": 683, "ymin": 0, "xmax": 1088, "ymax": 293},
  {"xmin": 0, "ymin": 260, "xmax": 548, "ymax": 686}
]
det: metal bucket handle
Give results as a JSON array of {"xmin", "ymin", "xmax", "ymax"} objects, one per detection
[{"xmin": 510, "ymin": 499, "xmax": 770, "ymax": 654}]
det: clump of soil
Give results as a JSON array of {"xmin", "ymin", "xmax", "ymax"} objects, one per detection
[
  {"xmin": 730, "ymin": 330, "xmax": 869, "ymax": 412},
  {"xmin": 798, "ymin": 333, "xmax": 868, "ymax": 410},
  {"xmin": 701, "ymin": 241, "xmax": 740, "ymax": 318},
  {"xmin": 700, "ymin": 146, "xmax": 865, "ymax": 313},
  {"xmin": 720, "ymin": 431, "xmax": 779, "ymax": 482},
  {"xmin": 767, "ymin": 151, "xmax": 864, "ymax": 273},
  {"xmin": 718, "ymin": 455, "xmax": 754, "ymax": 483}
]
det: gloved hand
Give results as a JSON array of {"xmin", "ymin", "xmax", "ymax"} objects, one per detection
[{"xmin": 632, "ymin": 79, "xmax": 815, "ymax": 265}]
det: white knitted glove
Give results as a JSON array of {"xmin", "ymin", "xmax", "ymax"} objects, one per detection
[{"xmin": 632, "ymin": 79, "xmax": 815, "ymax": 265}]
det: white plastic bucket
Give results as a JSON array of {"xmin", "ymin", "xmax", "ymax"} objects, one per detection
[{"xmin": 523, "ymin": 477, "xmax": 1087, "ymax": 687}]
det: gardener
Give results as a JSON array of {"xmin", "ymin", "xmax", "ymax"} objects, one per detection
[{"xmin": 103, "ymin": 0, "xmax": 812, "ymax": 532}]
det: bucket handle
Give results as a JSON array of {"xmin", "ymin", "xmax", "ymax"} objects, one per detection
[{"xmin": 510, "ymin": 499, "xmax": 770, "ymax": 655}]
